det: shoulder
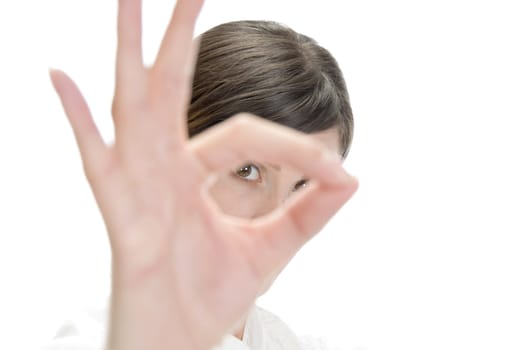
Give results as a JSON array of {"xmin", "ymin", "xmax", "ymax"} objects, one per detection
[
  {"xmin": 249, "ymin": 306, "xmax": 338, "ymax": 350},
  {"xmin": 299, "ymin": 335, "xmax": 340, "ymax": 350},
  {"xmin": 40, "ymin": 303, "xmax": 108, "ymax": 350},
  {"xmin": 41, "ymin": 302, "xmax": 337, "ymax": 350}
]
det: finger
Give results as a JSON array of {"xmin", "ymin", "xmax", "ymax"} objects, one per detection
[
  {"xmin": 112, "ymin": 0, "xmax": 147, "ymax": 135},
  {"xmin": 154, "ymin": 0, "xmax": 204, "ymax": 73},
  {"xmin": 246, "ymin": 176, "xmax": 359, "ymax": 278},
  {"xmin": 150, "ymin": 0, "xmax": 205, "ymax": 139},
  {"xmin": 187, "ymin": 114, "xmax": 350, "ymax": 188},
  {"xmin": 115, "ymin": 0, "xmax": 144, "ymax": 93},
  {"xmin": 187, "ymin": 113, "xmax": 358, "ymax": 278},
  {"xmin": 49, "ymin": 69, "xmax": 110, "ymax": 183}
]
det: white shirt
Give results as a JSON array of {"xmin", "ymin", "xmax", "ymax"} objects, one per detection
[{"xmin": 41, "ymin": 303, "xmax": 335, "ymax": 350}]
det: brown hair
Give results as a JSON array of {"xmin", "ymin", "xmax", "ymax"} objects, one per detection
[{"xmin": 188, "ymin": 20, "xmax": 354, "ymax": 158}]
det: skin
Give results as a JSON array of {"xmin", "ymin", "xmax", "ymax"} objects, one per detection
[
  {"xmin": 49, "ymin": 0, "xmax": 359, "ymax": 349},
  {"xmin": 210, "ymin": 128, "xmax": 342, "ymax": 340},
  {"xmin": 210, "ymin": 129, "xmax": 341, "ymax": 220}
]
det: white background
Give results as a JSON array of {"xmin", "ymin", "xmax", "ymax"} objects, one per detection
[{"xmin": 1, "ymin": 0, "xmax": 525, "ymax": 349}]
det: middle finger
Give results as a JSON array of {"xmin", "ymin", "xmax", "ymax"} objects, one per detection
[
  {"xmin": 115, "ymin": 0, "xmax": 145, "ymax": 103},
  {"xmin": 150, "ymin": 0, "xmax": 205, "ymax": 140}
]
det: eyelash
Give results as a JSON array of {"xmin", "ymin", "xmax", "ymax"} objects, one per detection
[
  {"xmin": 234, "ymin": 163, "xmax": 309, "ymax": 191},
  {"xmin": 292, "ymin": 179, "xmax": 309, "ymax": 192}
]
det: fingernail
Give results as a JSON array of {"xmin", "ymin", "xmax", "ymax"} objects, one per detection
[
  {"xmin": 336, "ymin": 167, "xmax": 354, "ymax": 185},
  {"xmin": 48, "ymin": 68, "xmax": 59, "ymax": 88},
  {"xmin": 323, "ymin": 151, "xmax": 342, "ymax": 165},
  {"xmin": 48, "ymin": 67, "xmax": 59, "ymax": 76},
  {"xmin": 321, "ymin": 154, "xmax": 350, "ymax": 185}
]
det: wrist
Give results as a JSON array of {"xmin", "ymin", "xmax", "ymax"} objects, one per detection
[{"xmin": 105, "ymin": 289, "xmax": 212, "ymax": 350}]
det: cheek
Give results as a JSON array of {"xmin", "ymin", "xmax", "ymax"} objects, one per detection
[{"xmin": 208, "ymin": 174, "xmax": 261, "ymax": 218}]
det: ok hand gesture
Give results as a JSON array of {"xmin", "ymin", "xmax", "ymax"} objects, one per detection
[{"xmin": 50, "ymin": 0, "xmax": 359, "ymax": 349}]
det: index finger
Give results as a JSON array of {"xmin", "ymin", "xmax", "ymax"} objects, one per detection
[
  {"xmin": 187, "ymin": 113, "xmax": 359, "ymax": 279},
  {"xmin": 188, "ymin": 114, "xmax": 350, "ymax": 188}
]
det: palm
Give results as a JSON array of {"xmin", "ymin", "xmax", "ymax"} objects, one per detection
[{"xmin": 49, "ymin": 0, "xmax": 358, "ymax": 349}]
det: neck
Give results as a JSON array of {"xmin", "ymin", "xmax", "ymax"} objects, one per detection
[{"xmin": 233, "ymin": 316, "xmax": 247, "ymax": 341}]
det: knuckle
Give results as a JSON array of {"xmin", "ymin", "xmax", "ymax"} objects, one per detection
[
  {"xmin": 224, "ymin": 114, "xmax": 254, "ymax": 135},
  {"xmin": 151, "ymin": 66, "xmax": 190, "ymax": 91},
  {"xmin": 111, "ymin": 98, "xmax": 120, "ymax": 117},
  {"xmin": 111, "ymin": 95, "xmax": 129, "ymax": 118},
  {"xmin": 231, "ymin": 113, "xmax": 255, "ymax": 126}
]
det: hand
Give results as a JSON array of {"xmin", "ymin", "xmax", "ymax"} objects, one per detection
[{"xmin": 49, "ymin": 0, "xmax": 359, "ymax": 349}]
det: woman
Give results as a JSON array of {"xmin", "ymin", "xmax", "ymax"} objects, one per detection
[{"xmin": 46, "ymin": 0, "xmax": 359, "ymax": 349}]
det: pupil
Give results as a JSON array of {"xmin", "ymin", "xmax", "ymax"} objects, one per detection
[
  {"xmin": 294, "ymin": 180, "xmax": 307, "ymax": 191},
  {"xmin": 238, "ymin": 166, "xmax": 251, "ymax": 177}
]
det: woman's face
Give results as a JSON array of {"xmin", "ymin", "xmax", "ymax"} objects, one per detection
[{"xmin": 208, "ymin": 128, "xmax": 341, "ymax": 219}]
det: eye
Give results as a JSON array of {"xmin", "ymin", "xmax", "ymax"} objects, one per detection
[
  {"xmin": 292, "ymin": 179, "xmax": 309, "ymax": 192},
  {"xmin": 235, "ymin": 164, "xmax": 261, "ymax": 182}
]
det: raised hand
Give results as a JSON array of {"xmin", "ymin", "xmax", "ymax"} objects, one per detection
[{"xmin": 49, "ymin": 0, "xmax": 359, "ymax": 349}]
